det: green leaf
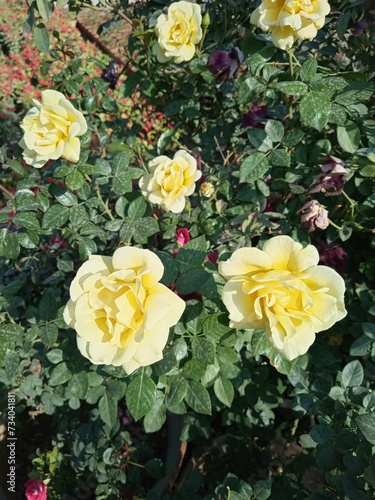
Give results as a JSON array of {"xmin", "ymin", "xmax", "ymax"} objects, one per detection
[
  {"xmin": 40, "ymin": 323, "xmax": 58, "ymax": 346},
  {"xmin": 310, "ymin": 424, "xmax": 335, "ymax": 444},
  {"xmin": 275, "ymin": 81, "xmax": 308, "ymax": 96},
  {"xmin": 98, "ymin": 391, "xmax": 118, "ymax": 428},
  {"xmin": 203, "ymin": 313, "xmax": 232, "ymax": 341},
  {"xmin": 335, "ymin": 82, "xmax": 375, "ymax": 106},
  {"xmin": 36, "ymin": 0, "xmax": 50, "ymax": 20},
  {"xmin": 238, "ymin": 77, "xmax": 266, "ymax": 104},
  {"xmin": 155, "ymin": 251, "xmax": 178, "ymax": 284},
  {"xmin": 214, "ymin": 376, "xmax": 234, "ymax": 407},
  {"xmin": 13, "ymin": 212, "xmax": 41, "ymax": 231},
  {"xmin": 0, "ymin": 231, "xmax": 20, "ymax": 259},
  {"xmin": 113, "ymin": 152, "xmax": 131, "ymax": 175},
  {"xmin": 192, "ymin": 337, "xmax": 215, "ymax": 364},
  {"xmin": 342, "ymin": 360, "xmax": 364, "ymax": 388},
  {"xmin": 52, "ymin": 186, "xmax": 78, "ymax": 207},
  {"xmin": 356, "ymin": 413, "xmax": 375, "ymax": 444},
  {"xmin": 185, "ymin": 380, "xmax": 212, "ymax": 415},
  {"xmin": 239, "ymin": 153, "xmax": 270, "ymax": 183},
  {"xmin": 175, "ymin": 236, "xmax": 207, "ymax": 273},
  {"xmin": 166, "ymin": 377, "xmax": 188, "ymax": 408},
  {"xmin": 127, "ymin": 197, "xmax": 147, "ymax": 222},
  {"xmin": 65, "ymin": 170, "xmax": 85, "ymax": 190},
  {"xmin": 49, "ymin": 362, "xmax": 71, "ymax": 386},
  {"xmin": 269, "ymin": 149, "xmax": 291, "ymax": 167},
  {"xmin": 337, "ymin": 121, "xmax": 361, "ymax": 153},
  {"xmin": 7, "ymin": 159, "xmax": 27, "ymax": 177},
  {"xmin": 38, "ymin": 291, "xmax": 57, "ymax": 321},
  {"xmin": 300, "ymin": 58, "xmax": 318, "ymax": 82},
  {"xmin": 143, "ymin": 392, "xmax": 166, "ymax": 433},
  {"xmin": 42, "ymin": 205, "xmax": 70, "ymax": 229},
  {"xmin": 69, "ymin": 372, "xmax": 89, "ymax": 399},
  {"xmin": 78, "ymin": 238, "xmax": 97, "ymax": 261},
  {"xmin": 126, "ymin": 371, "xmax": 157, "ymax": 421},
  {"xmin": 265, "ymin": 120, "xmax": 284, "ymax": 142},
  {"xmin": 300, "ymin": 91, "xmax": 331, "ymax": 131},
  {"xmin": 175, "ymin": 269, "xmax": 210, "ymax": 295},
  {"xmin": 5, "ymin": 352, "xmax": 19, "ymax": 380},
  {"xmin": 0, "ymin": 324, "xmax": 23, "ymax": 366},
  {"xmin": 33, "ymin": 23, "xmax": 50, "ymax": 52}
]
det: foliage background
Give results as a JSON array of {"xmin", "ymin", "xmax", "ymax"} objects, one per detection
[{"xmin": 1, "ymin": 0, "xmax": 375, "ymax": 498}]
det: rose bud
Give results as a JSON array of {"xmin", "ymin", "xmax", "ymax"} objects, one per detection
[
  {"xmin": 308, "ymin": 155, "xmax": 348, "ymax": 196},
  {"xmin": 297, "ymin": 200, "xmax": 329, "ymax": 232},
  {"xmin": 200, "ymin": 181, "xmax": 215, "ymax": 198},
  {"xmin": 241, "ymin": 105, "xmax": 268, "ymax": 128},
  {"xmin": 101, "ymin": 61, "xmax": 120, "ymax": 89},
  {"xmin": 207, "ymin": 47, "xmax": 244, "ymax": 83},
  {"xmin": 176, "ymin": 228, "xmax": 191, "ymax": 247},
  {"xmin": 25, "ymin": 479, "xmax": 47, "ymax": 500}
]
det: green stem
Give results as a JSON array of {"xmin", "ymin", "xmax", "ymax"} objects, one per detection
[
  {"xmin": 328, "ymin": 218, "xmax": 343, "ymax": 231},
  {"xmin": 287, "ymin": 49, "xmax": 294, "ymax": 119},
  {"xmin": 341, "ymin": 189, "xmax": 355, "ymax": 207},
  {"xmin": 95, "ymin": 187, "xmax": 115, "ymax": 220}
]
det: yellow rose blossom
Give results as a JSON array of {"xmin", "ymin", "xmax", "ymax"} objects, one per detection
[
  {"xmin": 219, "ymin": 235, "xmax": 346, "ymax": 360},
  {"xmin": 200, "ymin": 181, "xmax": 215, "ymax": 198},
  {"xmin": 250, "ymin": 0, "xmax": 331, "ymax": 50},
  {"xmin": 63, "ymin": 247, "xmax": 186, "ymax": 374},
  {"xmin": 19, "ymin": 89, "xmax": 87, "ymax": 168},
  {"xmin": 139, "ymin": 150, "xmax": 202, "ymax": 214},
  {"xmin": 153, "ymin": 1, "xmax": 202, "ymax": 63}
]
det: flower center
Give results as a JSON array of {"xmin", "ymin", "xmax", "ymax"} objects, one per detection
[{"xmin": 292, "ymin": 0, "xmax": 314, "ymax": 13}]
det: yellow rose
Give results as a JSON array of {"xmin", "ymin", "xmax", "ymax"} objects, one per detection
[
  {"xmin": 139, "ymin": 150, "xmax": 202, "ymax": 213},
  {"xmin": 153, "ymin": 1, "xmax": 202, "ymax": 63},
  {"xmin": 63, "ymin": 247, "xmax": 186, "ymax": 374},
  {"xmin": 200, "ymin": 181, "xmax": 215, "ymax": 198},
  {"xmin": 19, "ymin": 89, "xmax": 87, "ymax": 168},
  {"xmin": 250, "ymin": 0, "xmax": 331, "ymax": 50},
  {"xmin": 219, "ymin": 235, "xmax": 346, "ymax": 360}
]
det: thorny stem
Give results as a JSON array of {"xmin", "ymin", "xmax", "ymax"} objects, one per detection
[
  {"xmin": 214, "ymin": 136, "xmax": 227, "ymax": 165},
  {"xmin": 95, "ymin": 187, "xmax": 115, "ymax": 220},
  {"xmin": 287, "ymin": 49, "xmax": 294, "ymax": 119},
  {"xmin": 0, "ymin": 184, "xmax": 15, "ymax": 199}
]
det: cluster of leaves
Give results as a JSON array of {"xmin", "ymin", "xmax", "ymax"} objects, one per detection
[{"xmin": 1, "ymin": 0, "xmax": 375, "ymax": 498}]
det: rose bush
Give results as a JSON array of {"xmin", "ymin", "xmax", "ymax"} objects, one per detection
[
  {"xmin": 250, "ymin": 0, "xmax": 331, "ymax": 50},
  {"xmin": 153, "ymin": 0, "xmax": 202, "ymax": 63},
  {"xmin": 219, "ymin": 235, "xmax": 347, "ymax": 360},
  {"xmin": 139, "ymin": 150, "xmax": 202, "ymax": 213},
  {"xmin": 1, "ymin": 0, "xmax": 375, "ymax": 498},
  {"xmin": 19, "ymin": 89, "xmax": 87, "ymax": 168},
  {"xmin": 63, "ymin": 247, "xmax": 186, "ymax": 374}
]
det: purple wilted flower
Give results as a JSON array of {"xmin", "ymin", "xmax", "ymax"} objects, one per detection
[
  {"xmin": 308, "ymin": 155, "xmax": 349, "ymax": 196},
  {"xmin": 101, "ymin": 61, "xmax": 120, "ymax": 89},
  {"xmin": 241, "ymin": 105, "xmax": 268, "ymax": 128},
  {"xmin": 314, "ymin": 240, "xmax": 348, "ymax": 276},
  {"xmin": 297, "ymin": 200, "xmax": 329, "ymax": 232},
  {"xmin": 352, "ymin": 19, "xmax": 368, "ymax": 36},
  {"xmin": 207, "ymin": 47, "xmax": 244, "ymax": 83}
]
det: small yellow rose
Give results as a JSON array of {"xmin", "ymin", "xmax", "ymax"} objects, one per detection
[
  {"xmin": 153, "ymin": 1, "xmax": 202, "ymax": 63},
  {"xmin": 250, "ymin": 0, "xmax": 331, "ymax": 50},
  {"xmin": 219, "ymin": 235, "xmax": 347, "ymax": 360},
  {"xmin": 200, "ymin": 181, "xmax": 214, "ymax": 198},
  {"xmin": 19, "ymin": 89, "xmax": 87, "ymax": 168},
  {"xmin": 63, "ymin": 247, "xmax": 186, "ymax": 374},
  {"xmin": 139, "ymin": 150, "xmax": 202, "ymax": 213}
]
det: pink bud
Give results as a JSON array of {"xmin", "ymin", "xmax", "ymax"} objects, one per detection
[
  {"xmin": 25, "ymin": 479, "xmax": 47, "ymax": 500},
  {"xmin": 176, "ymin": 228, "xmax": 190, "ymax": 247}
]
